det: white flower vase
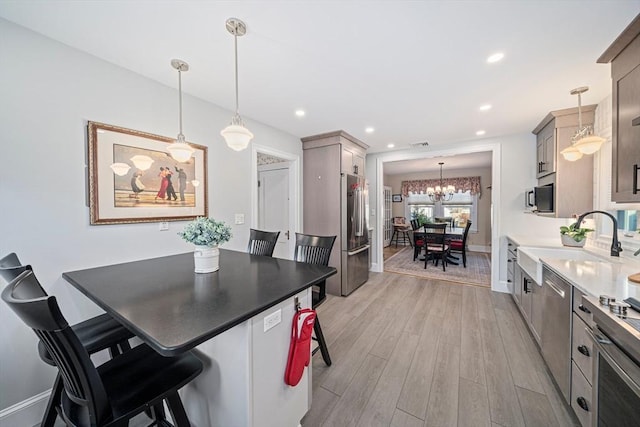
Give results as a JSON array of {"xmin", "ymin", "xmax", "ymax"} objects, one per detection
[
  {"xmin": 194, "ymin": 245, "xmax": 220, "ymax": 273},
  {"xmin": 561, "ymin": 234, "xmax": 586, "ymax": 248}
]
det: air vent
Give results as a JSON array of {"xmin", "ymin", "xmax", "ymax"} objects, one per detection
[{"xmin": 409, "ymin": 141, "xmax": 430, "ymax": 148}]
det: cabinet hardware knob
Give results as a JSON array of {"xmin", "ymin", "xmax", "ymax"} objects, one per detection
[
  {"xmin": 578, "ymin": 304, "xmax": 591, "ymax": 314},
  {"xmin": 577, "ymin": 345, "xmax": 590, "ymax": 357},
  {"xmin": 576, "ymin": 397, "xmax": 589, "ymax": 411}
]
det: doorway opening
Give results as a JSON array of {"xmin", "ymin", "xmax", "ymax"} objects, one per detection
[{"xmin": 251, "ymin": 145, "xmax": 301, "ymax": 259}]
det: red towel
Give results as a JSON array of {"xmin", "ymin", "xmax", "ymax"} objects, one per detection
[{"xmin": 284, "ymin": 308, "xmax": 316, "ymax": 386}]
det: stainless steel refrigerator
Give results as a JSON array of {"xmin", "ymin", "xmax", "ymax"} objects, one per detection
[{"xmin": 341, "ymin": 174, "xmax": 369, "ymax": 295}]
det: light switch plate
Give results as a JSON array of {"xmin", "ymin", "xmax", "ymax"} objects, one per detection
[
  {"xmin": 263, "ymin": 309, "xmax": 282, "ymax": 332},
  {"xmin": 235, "ymin": 214, "xmax": 245, "ymax": 225},
  {"xmin": 159, "ymin": 222, "xmax": 169, "ymax": 231}
]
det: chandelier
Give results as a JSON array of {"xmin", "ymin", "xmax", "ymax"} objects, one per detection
[
  {"xmin": 427, "ymin": 162, "xmax": 455, "ymax": 202},
  {"xmin": 560, "ymin": 86, "xmax": 605, "ymax": 162}
]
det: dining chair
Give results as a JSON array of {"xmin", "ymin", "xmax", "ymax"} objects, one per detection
[
  {"xmin": 3, "ymin": 269, "xmax": 203, "ymax": 427},
  {"xmin": 390, "ymin": 217, "xmax": 412, "ymax": 248},
  {"xmin": 0, "ymin": 253, "xmax": 134, "ymax": 427},
  {"xmin": 294, "ymin": 233, "xmax": 336, "ymax": 366},
  {"xmin": 412, "ymin": 230, "xmax": 426, "ymax": 261},
  {"xmin": 423, "ymin": 223, "xmax": 449, "ymax": 271},
  {"xmin": 449, "ymin": 221, "xmax": 472, "ymax": 267},
  {"xmin": 247, "ymin": 228, "xmax": 281, "ymax": 257}
]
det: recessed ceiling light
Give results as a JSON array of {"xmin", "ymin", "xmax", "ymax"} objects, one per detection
[
  {"xmin": 295, "ymin": 109, "xmax": 305, "ymax": 117},
  {"xmin": 365, "ymin": 127, "xmax": 375, "ymax": 133},
  {"xmin": 387, "ymin": 143, "xmax": 395, "ymax": 148},
  {"xmin": 476, "ymin": 130, "xmax": 486, "ymax": 136},
  {"xmin": 487, "ymin": 52, "xmax": 504, "ymax": 63},
  {"xmin": 479, "ymin": 104, "xmax": 492, "ymax": 111}
]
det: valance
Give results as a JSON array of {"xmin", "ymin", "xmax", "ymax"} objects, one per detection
[{"xmin": 401, "ymin": 176, "xmax": 481, "ymax": 197}]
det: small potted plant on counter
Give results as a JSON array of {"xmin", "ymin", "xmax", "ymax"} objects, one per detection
[
  {"xmin": 559, "ymin": 223, "xmax": 593, "ymax": 247},
  {"xmin": 179, "ymin": 217, "xmax": 232, "ymax": 273}
]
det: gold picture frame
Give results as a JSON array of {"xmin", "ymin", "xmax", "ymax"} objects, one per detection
[{"xmin": 88, "ymin": 121, "xmax": 208, "ymax": 225}]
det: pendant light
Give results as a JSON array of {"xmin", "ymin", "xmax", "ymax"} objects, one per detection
[
  {"xmin": 561, "ymin": 86, "xmax": 604, "ymax": 161},
  {"xmin": 427, "ymin": 162, "xmax": 455, "ymax": 202},
  {"xmin": 167, "ymin": 59, "xmax": 195, "ymax": 163},
  {"xmin": 221, "ymin": 18, "xmax": 254, "ymax": 151}
]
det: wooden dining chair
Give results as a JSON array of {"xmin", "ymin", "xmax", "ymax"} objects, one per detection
[
  {"xmin": 390, "ymin": 217, "xmax": 412, "ymax": 248},
  {"xmin": 0, "ymin": 253, "xmax": 134, "ymax": 427},
  {"xmin": 247, "ymin": 228, "xmax": 281, "ymax": 257},
  {"xmin": 423, "ymin": 223, "xmax": 449, "ymax": 271},
  {"xmin": 449, "ymin": 221, "xmax": 472, "ymax": 267},
  {"xmin": 3, "ymin": 269, "xmax": 203, "ymax": 427},
  {"xmin": 294, "ymin": 233, "xmax": 336, "ymax": 366}
]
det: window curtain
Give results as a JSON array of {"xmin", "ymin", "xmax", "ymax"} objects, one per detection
[{"xmin": 401, "ymin": 176, "xmax": 481, "ymax": 197}]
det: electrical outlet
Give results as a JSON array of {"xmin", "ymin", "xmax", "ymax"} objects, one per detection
[
  {"xmin": 263, "ymin": 309, "xmax": 281, "ymax": 332},
  {"xmin": 159, "ymin": 222, "xmax": 169, "ymax": 231},
  {"xmin": 235, "ymin": 214, "xmax": 245, "ymax": 225}
]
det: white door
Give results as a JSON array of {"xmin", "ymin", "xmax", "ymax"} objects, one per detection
[
  {"xmin": 383, "ymin": 186, "xmax": 392, "ymax": 247},
  {"xmin": 258, "ymin": 167, "xmax": 290, "ymax": 259}
]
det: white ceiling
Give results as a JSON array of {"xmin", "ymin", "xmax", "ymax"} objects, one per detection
[{"xmin": 1, "ymin": 1, "xmax": 637, "ymax": 153}]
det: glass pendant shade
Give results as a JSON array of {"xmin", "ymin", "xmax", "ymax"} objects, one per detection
[
  {"xmin": 129, "ymin": 155, "xmax": 154, "ymax": 170},
  {"xmin": 221, "ymin": 123, "xmax": 254, "ymax": 151},
  {"xmin": 110, "ymin": 163, "xmax": 131, "ymax": 176},
  {"xmin": 167, "ymin": 134, "xmax": 194, "ymax": 163},
  {"xmin": 573, "ymin": 134, "xmax": 605, "ymax": 155},
  {"xmin": 560, "ymin": 145, "xmax": 584, "ymax": 162}
]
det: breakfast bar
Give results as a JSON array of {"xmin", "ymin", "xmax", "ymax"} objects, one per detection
[{"xmin": 63, "ymin": 249, "xmax": 337, "ymax": 427}]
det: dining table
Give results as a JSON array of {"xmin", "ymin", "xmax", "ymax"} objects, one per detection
[{"xmin": 63, "ymin": 249, "xmax": 337, "ymax": 427}]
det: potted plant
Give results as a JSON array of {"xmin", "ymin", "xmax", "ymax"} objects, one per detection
[
  {"xmin": 559, "ymin": 223, "xmax": 593, "ymax": 247},
  {"xmin": 178, "ymin": 217, "xmax": 232, "ymax": 273}
]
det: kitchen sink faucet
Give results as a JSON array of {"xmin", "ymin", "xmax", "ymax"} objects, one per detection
[{"xmin": 573, "ymin": 210, "xmax": 622, "ymax": 257}]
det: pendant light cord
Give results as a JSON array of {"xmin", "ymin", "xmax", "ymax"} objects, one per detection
[
  {"xmin": 178, "ymin": 68, "xmax": 184, "ymax": 137},
  {"xmin": 576, "ymin": 91, "xmax": 582, "ymax": 130},
  {"xmin": 234, "ymin": 31, "xmax": 240, "ymax": 117}
]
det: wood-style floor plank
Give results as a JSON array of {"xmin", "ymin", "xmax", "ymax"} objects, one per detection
[
  {"xmin": 356, "ymin": 332, "xmax": 419, "ymax": 427},
  {"xmin": 515, "ymin": 386, "xmax": 561, "ymax": 427},
  {"xmin": 424, "ymin": 341, "xmax": 461, "ymax": 427},
  {"xmin": 390, "ymin": 409, "xmax": 424, "ymax": 427},
  {"xmin": 322, "ymin": 354, "xmax": 387, "ymax": 427},
  {"xmin": 300, "ymin": 386, "xmax": 340, "ymax": 427},
  {"xmin": 457, "ymin": 377, "xmax": 492, "ymax": 427},
  {"xmin": 460, "ymin": 285, "xmax": 486, "ymax": 385},
  {"xmin": 441, "ymin": 286, "xmax": 463, "ymax": 346}
]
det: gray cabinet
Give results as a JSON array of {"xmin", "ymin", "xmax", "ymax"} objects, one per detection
[
  {"xmin": 301, "ymin": 130, "xmax": 369, "ymax": 296},
  {"xmin": 598, "ymin": 17, "xmax": 640, "ymax": 203},
  {"xmin": 507, "ymin": 238, "xmax": 519, "ymax": 302},
  {"xmin": 571, "ymin": 288, "xmax": 594, "ymax": 427},
  {"xmin": 532, "ymin": 106, "xmax": 596, "ymax": 218}
]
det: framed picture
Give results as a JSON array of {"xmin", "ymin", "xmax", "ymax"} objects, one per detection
[
  {"xmin": 392, "ymin": 194, "xmax": 402, "ymax": 202},
  {"xmin": 87, "ymin": 121, "xmax": 208, "ymax": 225}
]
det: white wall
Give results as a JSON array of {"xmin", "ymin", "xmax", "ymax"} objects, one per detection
[{"xmin": 0, "ymin": 19, "xmax": 303, "ymax": 413}]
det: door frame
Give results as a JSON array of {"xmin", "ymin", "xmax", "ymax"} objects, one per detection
[
  {"xmin": 251, "ymin": 144, "xmax": 301, "ymax": 259},
  {"xmin": 373, "ymin": 142, "xmax": 501, "ymax": 290}
]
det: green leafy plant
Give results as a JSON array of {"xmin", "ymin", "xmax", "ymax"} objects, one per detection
[
  {"xmin": 178, "ymin": 217, "xmax": 232, "ymax": 247},
  {"xmin": 560, "ymin": 223, "xmax": 593, "ymax": 242}
]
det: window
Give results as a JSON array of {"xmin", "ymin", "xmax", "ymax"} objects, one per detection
[
  {"xmin": 616, "ymin": 210, "xmax": 639, "ymax": 235},
  {"xmin": 405, "ymin": 191, "xmax": 478, "ymax": 232}
]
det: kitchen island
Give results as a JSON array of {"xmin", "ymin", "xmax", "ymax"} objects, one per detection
[{"xmin": 63, "ymin": 250, "xmax": 337, "ymax": 427}]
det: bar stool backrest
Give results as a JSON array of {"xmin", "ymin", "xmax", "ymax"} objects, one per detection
[
  {"xmin": 2, "ymin": 270, "xmax": 111, "ymax": 426},
  {"xmin": 247, "ymin": 229, "xmax": 281, "ymax": 257},
  {"xmin": 0, "ymin": 252, "xmax": 30, "ymax": 283},
  {"xmin": 293, "ymin": 233, "xmax": 336, "ymax": 266}
]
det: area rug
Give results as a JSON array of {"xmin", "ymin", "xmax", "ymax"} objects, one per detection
[{"xmin": 384, "ymin": 246, "xmax": 491, "ymax": 287}]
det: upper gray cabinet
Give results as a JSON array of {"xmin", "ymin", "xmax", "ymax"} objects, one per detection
[
  {"xmin": 532, "ymin": 106, "xmax": 596, "ymax": 218},
  {"xmin": 598, "ymin": 15, "xmax": 640, "ymax": 203}
]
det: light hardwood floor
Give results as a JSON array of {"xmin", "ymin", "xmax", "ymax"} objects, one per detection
[{"xmin": 302, "ymin": 272, "xmax": 579, "ymax": 427}]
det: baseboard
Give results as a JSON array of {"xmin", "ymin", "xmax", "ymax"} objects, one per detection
[
  {"xmin": 493, "ymin": 280, "xmax": 509, "ymax": 293},
  {"xmin": 469, "ymin": 245, "xmax": 491, "ymax": 253},
  {"xmin": 0, "ymin": 389, "xmax": 50, "ymax": 427},
  {"xmin": 370, "ymin": 262, "xmax": 382, "ymax": 273}
]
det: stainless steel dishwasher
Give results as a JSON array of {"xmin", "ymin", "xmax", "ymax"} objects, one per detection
[{"xmin": 541, "ymin": 265, "xmax": 572, "ymax": 402}]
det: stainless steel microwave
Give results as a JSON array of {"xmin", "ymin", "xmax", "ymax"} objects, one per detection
[{"xmin": 525, "ymin": 184, "xmax": 554, "ymax": 213}]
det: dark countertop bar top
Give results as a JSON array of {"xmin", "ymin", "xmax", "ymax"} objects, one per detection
[{"xmin": 63, "ymin": 250, "xmax": 337, "ymax": 356}]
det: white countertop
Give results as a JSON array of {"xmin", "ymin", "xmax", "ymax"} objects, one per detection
[
  {"xmin": 507, "ymin": 235, "xmax": 565, "ymax": 248},
  {"xmin": 538, "ymin": 251, "xmax": 640, "ymax": 300}
]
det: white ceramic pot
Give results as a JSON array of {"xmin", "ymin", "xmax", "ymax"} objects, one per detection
[
  {"xmin": 560, "ymin": 234, "xmax": 586, "ymax": 248},
  {"xmin": 194, "ymin": 245, "xmax": 220, "ymax": 273}
]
